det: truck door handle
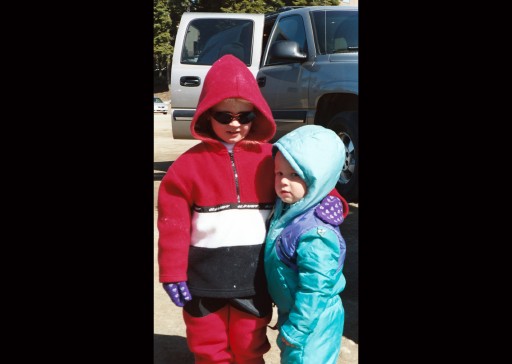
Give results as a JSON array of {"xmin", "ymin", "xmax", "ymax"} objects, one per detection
[
  {"xmin": 180, "ymin": 76, "xmax": 201, "ymax": 87},
  {"xmin": 257, "ymin": 76, "xmax": 266, "ymax": 87}
]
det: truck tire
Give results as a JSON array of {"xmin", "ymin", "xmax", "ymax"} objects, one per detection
[{"xmin": 327, "ymin": 111, "xmax": 358, "ymax": 203}]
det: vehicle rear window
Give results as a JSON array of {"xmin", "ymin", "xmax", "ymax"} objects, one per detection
[
  {"xmin": 311, "ymin": 10, "xmax": 358, "ymax": 55},
  {"xmin": 181, "ymin": 18, "xmax": 254, "ymax": 66}
]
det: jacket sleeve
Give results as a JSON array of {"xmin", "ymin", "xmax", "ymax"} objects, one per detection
[
  {"xmin": 279, "ymin": 228, "xmax": 342, "ymax": 347},
  {"xmin": 157, "ymin": 161, "xmax": 194, "ymax": 283}
]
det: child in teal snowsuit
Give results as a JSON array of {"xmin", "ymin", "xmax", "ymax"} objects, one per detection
[{"xmin": 264, "ymin": 125, "xmax": 349, "ymax": 364}]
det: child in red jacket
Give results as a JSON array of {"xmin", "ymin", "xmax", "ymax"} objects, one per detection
[{"xmin": 158, "ymin": 55, "xmax": 276, "ymax": 363}]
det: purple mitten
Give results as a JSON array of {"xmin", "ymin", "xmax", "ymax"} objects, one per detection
[{"xmin": 163, "ymin": 282, "xmax": 192, "ymax": 307}]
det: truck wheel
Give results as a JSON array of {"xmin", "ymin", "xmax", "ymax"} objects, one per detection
[{"xmin": 327, "ymin": 111, "xmax": 358, "ymax": 203}]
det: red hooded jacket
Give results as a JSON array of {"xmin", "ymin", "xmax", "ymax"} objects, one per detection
[{"xmin": 157, "ymin": 55, "xmax": 277, "ymax": 298}]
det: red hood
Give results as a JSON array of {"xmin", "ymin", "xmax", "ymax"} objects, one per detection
[{"xmin": 190, "ymin": 54, "xmax": 276, "ymax": 143}]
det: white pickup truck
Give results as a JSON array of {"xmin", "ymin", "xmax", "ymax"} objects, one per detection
[{"xmin": 169, "ymin": 6, "xmax": 358, "ymax": 202}]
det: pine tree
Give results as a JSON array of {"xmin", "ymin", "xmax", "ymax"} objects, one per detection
[
  {"xmin": 154, "ymin": 0, "xmax": 172, "ymax": 76},
  {"xmin": 220, "ymin": 0, "xmax": 284, "ymax": 13}
]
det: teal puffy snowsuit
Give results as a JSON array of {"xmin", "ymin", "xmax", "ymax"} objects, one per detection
[{"xmin": 264, "ymin": 125, "xmax": 347, "ymax": 364}]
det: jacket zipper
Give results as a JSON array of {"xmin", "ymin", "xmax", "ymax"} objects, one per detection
[{"xmin": 229, "ymin": 151, "xmax": 241, "ymax": 203}]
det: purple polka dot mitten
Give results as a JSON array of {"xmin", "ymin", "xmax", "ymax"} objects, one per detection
[
  {"xmin": 163, "ymin": 282, "xmax": 192, "ymax": 307},
  {"xmin": 315, "ymin": 195, "xmax": 344, "ymax": 226}
]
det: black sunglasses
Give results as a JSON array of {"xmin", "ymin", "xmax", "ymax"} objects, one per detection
[{"xmin": 211, "ymin": 111, "xmax": 256, "ymax": 125}]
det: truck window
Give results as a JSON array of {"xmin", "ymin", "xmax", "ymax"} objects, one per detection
[
  {"xmin": 262, "ymin": 17, "xmax": 277, "ymax": 58},
  {"xmin": 181, "ymin": 19, "xmax": 254, "ymax": 66},
  {"xmin": 266, "ymin": 14, "xmax": 307, "ymax": 65},
  {"xmin": 311, "ymin": 10, "xmax": 358, "ymax": 55}
]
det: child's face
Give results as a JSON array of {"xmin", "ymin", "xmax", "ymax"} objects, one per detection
[
  {"xmin": 274, "ymin": 151, "xmax": 307, "ymax": 204},
  {"xmin": 210, "ymin": 98, "xmax": 254, "ymax": 144}
]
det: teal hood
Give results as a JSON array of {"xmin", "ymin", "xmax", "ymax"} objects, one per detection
[{"xmin": 269, "ymin": 125, "xmax": 345, "ymax": 239}]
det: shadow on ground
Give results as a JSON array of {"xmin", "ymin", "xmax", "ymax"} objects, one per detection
[
  {"xmin": 154, "ymin": 334, "xmax": 194, "ymax": 364},
  {"xmin": 340, "ymin": 203, "xmax": 358, "ymax": 343}
]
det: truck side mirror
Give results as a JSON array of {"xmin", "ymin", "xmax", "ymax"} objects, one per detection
[{"xmin": 268, "ymin": 40, "xmax": 307, "ymax": 64}]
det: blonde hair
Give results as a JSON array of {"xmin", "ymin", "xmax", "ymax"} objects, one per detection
[{"xmin": 217, "ymin": 97, "xmax": 252, "ymax": 106}]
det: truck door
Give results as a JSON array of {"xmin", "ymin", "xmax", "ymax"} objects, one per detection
[{"xmin": 257, "ymin": 13, "xmax": 310, "ymax": 140}]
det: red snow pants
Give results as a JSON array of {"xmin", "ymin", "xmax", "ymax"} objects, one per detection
[{"xmin": 183, "ymin": 304, "xmax": 271, "ymax": 363}]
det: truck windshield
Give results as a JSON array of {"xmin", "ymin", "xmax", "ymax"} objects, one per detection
[{"xmin": 181, "ymin": 19, "xmax": 254, "ymax": 66}]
